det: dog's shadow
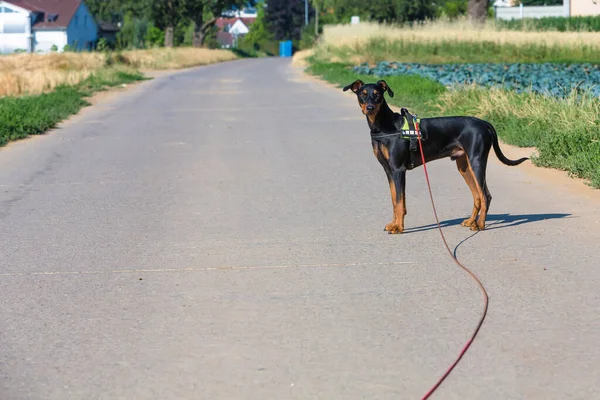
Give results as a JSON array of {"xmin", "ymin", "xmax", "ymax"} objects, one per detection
[{"xmin": 404, "ymin": 212, "xmax": 572, "ymax": 234}]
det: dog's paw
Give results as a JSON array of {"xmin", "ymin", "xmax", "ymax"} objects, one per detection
[
  {"xmin": 461, "ymin": 219, "xmax": 477, "ymax": 228},
  {"xmin": 385, "ymin": 223, "xmax": 404, "ymax": 234},
  {"xmin": 472, "ymin": 223, "xmax": 486, "ymax": 232}
]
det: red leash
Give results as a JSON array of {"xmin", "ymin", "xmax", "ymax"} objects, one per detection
[{"xmin": 414, "ymin": 120, "xmax": 489, "ymax": 399}]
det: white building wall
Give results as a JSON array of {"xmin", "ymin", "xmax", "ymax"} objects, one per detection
[
  {"xmin": 34, "ymin": 30, "xmax": 67, "ymax": 52},
  {"xmin": 229, "ymin": 20, "xmax": 249, "ymax": 35},
  {"xmin": 495, "ymin": 5, "xmax": 567, "ymax": 20},
  {"xmin": 571, "ymin": 0, "xmax": 600, "ymax": 17},
  {"xmin": 0, "ymin": 2, "xmax": 32, "ymax": 53}
]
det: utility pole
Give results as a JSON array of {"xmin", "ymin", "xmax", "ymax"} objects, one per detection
[{"xmin": 305, "ymin": 0, "xmax": 308, "ymax": 25}]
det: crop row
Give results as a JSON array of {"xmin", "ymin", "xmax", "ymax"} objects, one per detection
[{"xmin": 353, "ymin": 62, "xmax": 600, "ymax": 98}]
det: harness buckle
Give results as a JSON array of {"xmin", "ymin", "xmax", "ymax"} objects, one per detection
[{"xmin": 410, "ymin": 137, "xmax": 418, "ymax": 152}]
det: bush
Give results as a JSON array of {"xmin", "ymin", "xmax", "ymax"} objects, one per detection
[
  {"xmin": 117, "ymin": 13, "xmax": 151, "ymax": 49},
  {"xmin": 96, "ymin": 38, "xmax": 110, "ymax": 52},
  {"xmin": 203, "ymin": 25, "xmax": 220, "ymax": 49},
  {"xmin": 437, "ymin": 0, "xmax": 468, "ymax": 19},
  {"xmin": 145, "ymin": 25, "xmax": 164, "ymax": 47},
  {"xmin": 299, "ymin": 22, "xmax": 318, "ymax": 50},
  {"xmin": 239, "ymin": 2, "xmax": 278, "ymax": 54},
  {"xmin": 497, "ymin": 15, "xmax": 600, "ymax": 32}
]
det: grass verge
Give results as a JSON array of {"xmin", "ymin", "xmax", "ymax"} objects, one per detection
[
  {"xmin": 307, "ymin": 60, "xmax": 600, "ymax": 188},
  {"xmin": 0, "ymin": 67, "xmax": 145, "ymax": 147}
]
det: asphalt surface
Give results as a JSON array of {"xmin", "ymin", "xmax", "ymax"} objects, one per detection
[{"xmin": 1, "ymin": 58, "xmax": 600, "ymax": 400}]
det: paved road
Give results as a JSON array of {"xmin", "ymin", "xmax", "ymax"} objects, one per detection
[{"xmin": 1, "ymin": 58, "xmax": 600, "ymax": 399}]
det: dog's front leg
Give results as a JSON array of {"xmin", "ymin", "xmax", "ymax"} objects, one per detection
[
  {"xmin": 384, "ymin": 171, "xmax": 398, "ymax": 232},
  {"xmin": 385, "ymin": 168, "xmax": 407, "ymax": 234}
]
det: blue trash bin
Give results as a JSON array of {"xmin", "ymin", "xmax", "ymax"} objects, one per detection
[{"xmin": 279, "ymin": 40, "xmax": 292, "ymax": 57}]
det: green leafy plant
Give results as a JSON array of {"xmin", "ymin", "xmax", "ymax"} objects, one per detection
[{"xmin": 97, "ymin": 38, "xmax": 110, "ymax": 52}]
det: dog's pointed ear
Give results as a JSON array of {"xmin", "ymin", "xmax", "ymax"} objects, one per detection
[
  {"xmin": 343, "ymin": 79, "xmax": 364, "ymax": 93},
  {"xmin": 377, "ymin": 80, "xmax": 394, "ymax": 98}
]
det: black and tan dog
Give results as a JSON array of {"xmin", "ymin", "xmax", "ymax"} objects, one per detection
[{"xmin": 343, "ymin": 79, "xmax": 528, "ymax": 234}]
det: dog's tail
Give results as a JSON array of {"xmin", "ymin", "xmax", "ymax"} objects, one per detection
[{"xmin": 486, "ymin": 122, "xmax": 529, "ymax": 166}]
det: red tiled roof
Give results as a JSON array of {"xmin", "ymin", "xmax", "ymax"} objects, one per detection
[
  {"xmin": 216, "ymin": 17, "xmax": 237, "ymax": 28},
  {"xmin": 4, "ymin": 0, "xmax": 38, "ymax": 11},
  {"xmin": 240, "ymin": 17, "xmax": 255, "ymax": 26},
  {"xmin": 5, "ymin": 0, "xmax": 83, "ymax": 29},
  {"xmin": 215, "ymin": 17, "xmax": 255, "ymax": 30}
]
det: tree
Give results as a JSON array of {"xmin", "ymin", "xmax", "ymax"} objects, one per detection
[
  {"xmin": 436, "ymin": 0, "xmax": 468, "ymax": 19},
  {"xmin": 366, "ymin": 0, "xmax": 435, "ymax": 24},
  {"xmin": 151, "ymin": 0, "xmax": 184, "ymax": 47},
  {"xmin": 309, "ymin": 0, "xmax": 434, "ymax": 25},
  {"xmin": 265, "ymin": 0, "xmax": 307, "ymax": 41},
  {"xmin": 87, "ymin": 0, "xmax": 152, "ymax": 24},
  {"xmin": 175, "ymin": 0, "xmax": 254, "ymax": 47},
  {"xmin": 467, "ymin": 0, "xmax": 488, "ymax": 23},
  {"xmin": 183, "ymin": 0, "xmax": 244, "ymax": 48},
  {"xmin": 242, "ymin": 2, "xmax": 273, "ymax": 50}
]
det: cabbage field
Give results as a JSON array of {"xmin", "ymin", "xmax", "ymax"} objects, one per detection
[{"xmin": 353, "ymin": 62, "xmax": 600, "ymax": 98}]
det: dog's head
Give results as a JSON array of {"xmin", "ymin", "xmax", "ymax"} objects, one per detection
[{"xmin": 342, "ymin": 79, "xmax": 394, "ymax": 117}]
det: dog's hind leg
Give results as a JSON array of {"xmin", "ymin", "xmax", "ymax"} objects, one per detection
[{"xmin": 456, "ymin": 154, "xmax": 481, "ymax": 229}]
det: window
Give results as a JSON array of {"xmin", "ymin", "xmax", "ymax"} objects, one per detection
[
  {"xmin": 1, "ymin": 7, "xmax": 16, "ymax": 13},
  {"xmin": 2, "ymin": 21, "xmax": 26, "ymax": 34}
]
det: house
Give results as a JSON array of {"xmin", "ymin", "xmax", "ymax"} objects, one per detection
[
  {"xmin": 495, "ymin": 0, "xmax": 600, "ymax": 20},
  {"xmin": 97, "ymin": 20, "xmax": 119, "ymax": 47},
  {"xmin": 0, "ymin": 0, "xmax": 98, "ymax": 54},
  {"xmin": 215, "ymin": 17, "xmax": 255, "ymax": 48},
  {"xmin": 216, "ymin": 31, "xmax": 233, "ymax": 48},
  {"xmin": 569, "ymin": 0, "xmax": 600, "ymax": 16},
  {"xmin": 492, "ymin": 0, "xmax": 516, "ymax": 7}
]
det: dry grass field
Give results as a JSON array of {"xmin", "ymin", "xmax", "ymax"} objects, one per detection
[
  {"xmin": 0, "ymin": 48, "xmax": 237, "ymax": 97},
  {"xmin": 313, "ymin": 19, "xmax": 600, "ymax": 64}
]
